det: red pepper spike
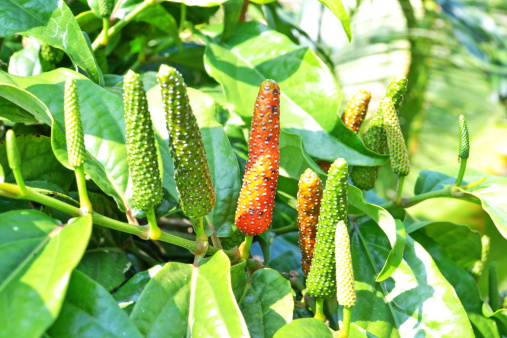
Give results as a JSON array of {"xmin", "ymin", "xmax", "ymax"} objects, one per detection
[{"xmin": 235, "ymin": 80, "xmax": 281, "ymax": 236}]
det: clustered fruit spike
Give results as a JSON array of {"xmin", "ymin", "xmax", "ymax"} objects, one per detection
[
  {"xmin": 157, "ymin": 65, "xmax": 215, "ymax": 217},
  {"xmin": 235, "ymin": 79, "xmax": 281, "ymax": 236},
  {"xmin": 98, "ymin": 0, "xmax": 115, "ymax": 18},
  {"xmin": 459, "ymin": 115, "xmax": 470, "ymax": 159},
  {"xmin": 297, "ymin": 168, "xmax": 323, "ymax": 277},
  {"xmin": 383, "ymin": 98, "xmax": 410, "ymax": 176},
  {"xmin": 385, "ymin": 74, "xmax": 408, "ymax": 113},
  {"xmin": 123, "ymin": 70, "xmax": 163, "ymax": 211},
  {"xmin": 350, "ymin": 109, "xmax": 387, "ymax": 190},
  {"xmin": 64, "ymin": 78, "xmax": 86, "ymax": 168},
  {"xmin": 40, "ymin": 43, "xmax": 65, "ymax": 65},
  {"xmin": 341, "ymin": 89, "xmax": 371, "ymax": 133},
  {"xmin": 335, "ymin": 220, "xmax": 356, "ymax": 307},
  {"xmin": 306, "ymin": 158, "xmax": 348, "ymax": 298}
]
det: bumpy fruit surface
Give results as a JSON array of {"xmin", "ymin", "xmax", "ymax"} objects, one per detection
[
  {"xmin": 307, "ymin": 158, "xmax": 348, "ymax": 298},
  {"xmin": 64, "ymin": 78, "xmax": 86, "ymax": 168},
  {"xmin": 459, "ymin": 115, "xmax": 470, "ymax": 159},
  {"xmin": 385, "ymin": 75, "xmax": 408, "ymax": 113},
  {"xmin": 40, "ymin": 43, "xmax": 65, "ymax": 64},
  {"xmin": 341, "ymin": 89, "xmax": 371, "ymax": 133},
  {"xmin": 123, "ymin": 70, "xmax": 163, "ymax": 210},
  {"xmin": 235, "ymin": 80, "xmax": 280, "ymax": 236},
  {"xmin": 350, "ymin": 110, "xmax": 387, "ymax": 190},
  {"xmin": 98, "ymin": 0, "xmax": 114, "ymax": 17},
  {"xmin": 383, "ymin": 98, "xmax": 410, "ymax": 176},
  {"xmin": 157, "ymin": 65, "xmax": 215, "ymax": 217},
  {"xmin": 220, "ymin": 226, "xmax": 245, "ymax": 250},
  {"xmin": 335, "ymin": 220, "xmax": 356, "ymax": 307},
  {"xmin": 297, "ymin": 169, "xmax": 323, "ymax": 277}
]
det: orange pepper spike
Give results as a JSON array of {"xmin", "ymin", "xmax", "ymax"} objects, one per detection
[
  {"xmin": 341, "ymin": 89, "xmax": 371, "ymax": 133},
  {"xmin": 235, "ymin": 80, "xmax": 281, "ymax": 236}
]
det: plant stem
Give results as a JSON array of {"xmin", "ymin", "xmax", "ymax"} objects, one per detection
[
  {"xmin": 0, "ymin": 182, "xmax": 238, "ymax": 259},
  {"xmin": 75, "ymin": 165, "xmax": 92, "ymax": 213},
  {"xmin": 6, "ymin": 130, "xmax": 26, "ymax": 194},
  {"xmin": 206, "ymin": 215, "xmax": 223, "ymax": 250},
  {"xmin": 455, "ymin": 158, "xmax": 468, "ymax": 186},
  {"xmin": 240, "ymin": 235, "xmax": 253, "ymax": 260},
  {"xmin": 179, "ymin": 4, "xmax": 187, "ymax": 31},
  {"xmin": 146, "ymin": 207, "xmax": 161, "ymax": 240},
  {"xmin": 191, "ymin": 216, "xmax": 207, "ymax": 242},
  {"xmin": 394, "ymin": 175, "xmax": 405, "ymax": 205},
  {"xmin": 92, "ymin": 0, "xmax": 156, "ymax": 50},
  {"xmin": 271, "ymin": 224, "xmax": 297, "ymax": 234},
  {"xmin": 340, "ymin": 306, "xmax": 353, "ymax": 337},
  {"xmin": 489, "ymin": 261, "xmax": 500, "ymax": 311},
  {"xmin": 101, "ymin": 18, "xmax": 110, "ymax": 45},
  {"xmin": 314, "ymin": 297, "xmax": 326, "ymax": 321}
]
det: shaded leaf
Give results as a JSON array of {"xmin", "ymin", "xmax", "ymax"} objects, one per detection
[
  {"xmin": 47, "ymin": 270, "xmax": 142, "ymax": 337},
  {"xmin": 77, "ymin": 250, "xmax": 131, "ymax": 291},
  {"xmin": 0, "ymin": 211, "xmax": 92, "ymax": 338},
  {"xmin": 239, "ymin": 269, "xmax": 293, "ymax": 337},
  {"xmin": 273, "ymin": 318, "xmax": 333, "ymax": 338}
]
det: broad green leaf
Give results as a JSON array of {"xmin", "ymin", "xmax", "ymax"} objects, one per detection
[
  {"xmin": 0, "ymin": 0, "xmax": 102, "ymax": 84},
  {"xmin": 77, "ymin": 250, "xmax": 131, "ymax": 291},
  {"xmin": 130, "ymin": 251, "xmax": 248, "ymax": 337},
  {"xmin": 146, "ymin": 83, "xmax": 241, "ymax": 235},
  {"xmin": 0, "ymin": 135, "xmax": 74, "ymax": 192},
  {"xmin": 203, "ymin": 21, "xmax": 387, "ymax": 165},
  {"xmin": 351, "ymin": 221, "xmax": 474, "ymax": 337},
  {"xmin": 239, "ymin": 269, "xmax": 294, "ymax": 337},
  {"xmin": 46, "ymin": 270, "xmax": 142, "ymax": 337},
  {"xmin": 162, "ymin": 0, "xmax": 228, "ymax": 6},
  {"xmin": 413, "ymin": 231, "xmax": 501, "ymax": 337},
  {"xmin": 317, "ymin": 0, "xmax": 352, "ymax": 42},
  {"xmin": 8, "ymin": 38, "xmax": 43, "ymax": 77},
  {"xmin": 279, "ymin": 130, "xmax": 325, "ymax": 180},
  {"xmin": 230, "ymin": 261, "xmax": 248, "ymax": 302},
  {"xmin": 221, "ymin": 0, "xmax": 243, "ymax": 42},
  {"xmin": 0, "ymin": 69, "xmax": 178, "ymax": 213},
  {"xmin": 273, "ymin": 318, "xmax": 333, "ymax": 338},
  {"xmin": 483, "ymin": 304, "xmax": 507, "ymax": 336},
  {"xmin": 134, "ymin": 5, "xmax": 181, "ymax": 48},
  {"xmin": 0, "ymin": 83, "xmax": 51, "ymax": 124},
  {"xmin": 408, "ymin": 221, "xmax": 481, "ymax": 270},
  {"xmin": 349, "ymin": 185, "xmax": 406, "ymax": 281},
  {"xmin": 0, "ymin": 211, "xmax": 92, "ymax": 338},
  {"xmin": 268, "ymin": 232, "xmax": 301, "ymax": 274},
  {"xmin": 113, "ymin": 265, "xmax": 164, "ymax": 315}
]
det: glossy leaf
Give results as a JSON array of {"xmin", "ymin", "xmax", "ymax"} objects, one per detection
[
  {"xmin": 0, "ymin": 134, "xmax": 73, "ymax": 192},
  {"xmin": 77, "ymin": 251, "xmax": 131, "ymax": 291},
  {"xmin": 273, "ymin": 318, "xmax": 333, "ymax": 337},
  {"xmin": 230, "ymin": 261, "xmax": 248, "ymax": 302},
  {"xmin": 349, "ymin": 185, "xmax": 406, "ymax": 281},
  {"xmin": 0, "ymin": 0, "xmax": 102, "ymax": 84},
  {"xmin": 130, "ymin": 251, "xmax": 248, "ymax": 336},
  {"xmin": 146, "ymin": 82, "xmax": 241, "ymax": 235},
  {"xmin": 203, "ymin": 21, "xmax": 387, "ymax": 165},
  {"xmin": 279, "ymin": 130, "xmax": 325, "ymax": 180},
  {"xmin": 0, "ymin": 211, "xmax": 92, "ymax": 338},
  {"xmin": 350, "ymin": 220, "xmax": 474, "ymax": 337},
  {"xmin": 239, "ymin": 269, "xmax": 294, "ymax": 337},
  {"xmin": 222, "ymin": 0, "xmax": 243, "ymax": 42},
  {"xmin": 47, "ymin": 270, "xmax": 142, "ymax": 337},
  {"xmin": 317, "ymin": 0, "xmax": 352, "ymax": 42}
]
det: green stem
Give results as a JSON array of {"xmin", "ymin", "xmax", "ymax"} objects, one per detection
[
  {"xmin": 92, "ymin": 0, "xmax": 156, "ymax": 50},
  {"xmin": 179, "ymin": 4, "xmax": 187, "ymax": 31},
  {"xmin": 455, "ymin": 158, "xmax": 468, "ymax": 186},
  {"xmin": 394, "ymin": 175, "xmax": 405, "ymax": 205},
  {"xmin": 191, "ymin": 216, "xmax": 207, "ymax": 242},
  {"xmin": 240, "ymin": 235, "xmax": 253, "ymax": 260},
  {"xmin": 340, "ymin": 306, "xmax": 353, "ymax": 338},
  {"xmin": 0, "ymin": 182, "xmax": 237, "ymax": 259},
  {"xmin": 75, "ymin": 165, "xmax": 92, "ymax": 213},
  {"xmin": 101, "ymin": 18, "xmax": 110, "ymax": 45},
  {"xmin": 6, "ymin": 130, "xmax": 26, "ymax": 194},
  {"xmin": 206, "ymin": 215, "xmax": 223, "ymax": 250},
  {"xmin": 271, "ymin": 224, "xmax": 297, "ymax": 234},
  {"xmin": 490, "ymin": 261, "xmax": 500, "ymax": 311},
  {"xmin": 146, "ymin": 207, "xmax": 161, "ymax": 240},
  {"xmin": 314, "ymin": 297, "xmax": 326, "ymax": 321}
]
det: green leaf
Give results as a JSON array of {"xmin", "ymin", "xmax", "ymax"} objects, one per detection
[
  {"xmin": 0, "ymin": 69, "xmax": 178, "ymax": 212},
  {"xmin": 279, "ymin": 130, "xmax": 325, "ymax": 180},
  {"xmin": 351, "ymin": 221, "xmax": 474, "ymax": 337},
  {"xmin": 230, "ymin": 261, "xmax": 248, "ymax": 302},
  {"xmin": 77, "ymin": 250, "xmax": 131, "ymax": 291},
  {"xmin": 239, "ymin": 269, "xmax": 294, "ymax": 337},
  {"xmin": 203, "ymin": 21, "xmax": 387, "ymax": 165},
  {"xmin": 317, "ymin": 0, "xmax": 352, "ymax": 42},
  {"xmin": 348, "ymin": 185, "xmax": 406, "ymax": 281},
  {"xmin": 47, "ymin": 270, "xmax": 142, "ymax": 337},
  {"xmin": 146, "ymin": 83, "xmax": 241, "ymax": 235},
  {"xmin": 0, "ymin": 0, "xmax": 102, "ymax": 84},
  {"xmin": 273, "ymin": 318, "xmax": 333, "ymax": 338},
  {"xmin": 0, "ymin": 83, "xmax": 51, "ymax": 124},
  {"xmin": 130, "ymin": 251, "xmax": 248, "ymax": 336},
  {"xmin": 7, "ymin": 38, "xmax": 43, "ymax": 77},
  {"xmin": 483, "ymin": 303, "xmax": 507, "ymax": 336},
  {"xmin": 412, "ymin": 231, "xmax": 501, "ymax": 338},
  {"xmin": 134, "ymin": 5, "xmax": 181, "ymax": 48},
  {"xmin": 221, "ymin": 0, "xmax": 243, "ymax": 42},
  {"xmin": 162, "ymin": 0, "xmax": 227, "ymax": 6},
  {"xmin": 0, "ymin": 135, "xmax": 74, "ymax": 192},
  {"xmin": 0, "ymin": 211, "xmax": 92, "ymax": 338}
]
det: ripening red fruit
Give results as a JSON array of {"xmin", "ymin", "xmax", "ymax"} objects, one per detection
[{"xmin": 235, "ymin": 80, "xmax": 281, "ymax": 236}]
